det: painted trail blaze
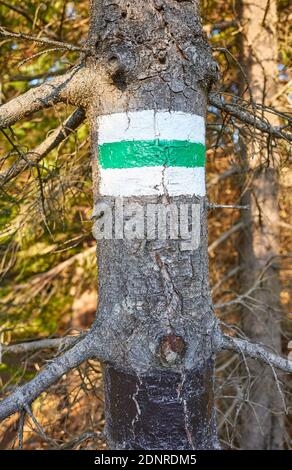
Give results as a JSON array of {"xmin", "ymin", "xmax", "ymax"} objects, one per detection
[
  {"xmin": 97, "ymin": 110, "xmax": 206, "ymax": 197},
  {"xmin": 98, "ymin": 140, "xmax": 205, "ymax": 169}
]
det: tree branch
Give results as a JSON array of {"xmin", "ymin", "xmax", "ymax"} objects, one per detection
[
  {"xmin": 0, "ymin": 27, "xmax": 86, "ymax": 53},
  {"xmin": 0, "ymin": 1, "xmax": 34, "ymax": 24},
  {"xmin": 209, "ymin": 92, "xmax": 292, "ymax": 142},
  {"xmin": 59, "ymin": 430, "xmax": 104, "ymax": 450},
  {"xmin": 208, "ymin": 221, "xmax": 244, "ymax": 254},
  {"xmin": 221, "ymin": 334, "xmax": 292, "ymax": 374},
  {"xmin": 0, "ymin": 332, "xmax": 101, "ymax": 422},
  {"xmin": 0, "ymin": 66, "xmax": 88, "ymax": 130},
  {"xmin": 0, "ymin": 107, "xmax": 85, "ymax": 185},
  {"xmin": 208, "ymin": 202, "xmax": 249, "ymax": 210},
  {"xmin": 9, "ymin": 69, "xmax": 67, "ymax": 82},
  {"xmin": 1, "ymin": 335, "xmax": 82, "ymax": 356}
]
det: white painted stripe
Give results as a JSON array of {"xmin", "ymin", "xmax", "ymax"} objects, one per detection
[
  {"xmin": 100, "ymin": 167, "xmax": 163, "ymax": 197},
  {"xmin": 98, "ymin": 111, "xmax": 155, "ymax": 144},
  {"xmin": 165, "ymin": 167, "xmax": 206, "ymax": 197},
  {"xmin": 155, "ymin": 112, "xmax": 205, "ymax": 144},
  {"xmin": 97, "ymin": 111, "xmax": 205, "ymax": 145},
  {"xmin": 99, "ymin": 167, "xmax": 205, "ymax": 197}
]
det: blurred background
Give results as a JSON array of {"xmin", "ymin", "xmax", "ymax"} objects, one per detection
[{"xmin": 0, "ymin": 0, "xmax": 291, "ymax": 450}]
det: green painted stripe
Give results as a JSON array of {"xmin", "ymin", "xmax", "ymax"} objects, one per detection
[{"xmin": 98, "ymin": 140, "xmax": 205, "ymax": 169}]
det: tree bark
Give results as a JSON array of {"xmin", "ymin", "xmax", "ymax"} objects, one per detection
[
  {"xmin": 237, "ymin": 0, "xmax": 284, "ymax": 449},
  {"xmin": 88, "ymin": 0, "xmax": 220, "ymax": 450}
]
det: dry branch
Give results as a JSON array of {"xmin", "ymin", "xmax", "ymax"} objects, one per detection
[
  {"xmin": 0, "ymin": 1, "xmax": 34, "ymax": 24},
  {"xmin": 0, "ymin": 332, "xmax": 99, "ymax": 422},
  {"xmin": 208, "ymin": 203, "xmax": 249, "ymax": 210},
  {"xmin": 0, "ymin": 67, "xmax": 87, "ymax": 129},
  {"xmin": 0, "ymin": 27, "xmax": 86, "ymax": 53},
  {"xmin": 0, "ymin": 107, "xmax": 85, "ymax": 185},
  {"xmin": 9, "ymin": 69, "xmax": 67, "ymax": 82},
  {"xmin": 209, "ymin": 92, "xmax": 292, "ymax": 142},
  {"xmin": 1, "ymin": 335, "xmax": 82, "ymax": 356},
  {"xmin": 208, "ymin": 221, "xmax": 244, "ymax": 254},
  {"xmin": 221, "ymin": 334, "xmax": 292, "ymax": 374}
]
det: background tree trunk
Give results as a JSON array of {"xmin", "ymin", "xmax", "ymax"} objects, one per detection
[
  {"xmin": 237, "ymin": 0, "xmax": 284, "ymax": 449},
  {"xmin": 88, "ymin": 0, "xmax": 220, "ymax": 450}
]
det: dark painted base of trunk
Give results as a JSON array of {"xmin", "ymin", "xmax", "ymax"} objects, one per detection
[{"xmin": 103, "ymin": 361, "xmax": 219, "ymax": 450}]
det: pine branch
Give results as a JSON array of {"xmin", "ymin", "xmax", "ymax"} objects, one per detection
[
  {"xmin": 0, "ymin": 67, "xmax": 87, "ymax": 130},
  {"xmin": 0, "ymin": 332, "xmax": 99, "ymax": 422},
  {"xmin": 9, "ymin": 69, "xmax": 67, "ymax": 82},
  {"xmin": 0, "ymin": 1, "xmax": 34, "ymax": 24},
  {"xmin": 0, "ymin": 27, "xmax": 86, "ymax": 53},
  {"xmin": 208, "ymin": 202, "xmax": 249, "ymax": 210},
  {"xmin": 1, "ymin": 335, "xmax": 82, "ymax": 356},
  {"xmin": 0, "ymin": 107, "xmax": 85, "ymax": 185},
  {"xmin": 209, "ymin": 92, "xmax": 292, "ymax": 142},
  {"xmin": 208, "ymin": 221, "xmax": 244, "ymax": 254},
  {"xmin": 221, "ymin": 334, "xmax": 292, "ymax": 374}
]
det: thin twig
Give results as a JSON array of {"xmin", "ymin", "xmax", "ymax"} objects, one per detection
[
  {"xmin": 209, "ymin": 92, "xmax": 292, "ymax": 142},
  {"xmin": 17, "ymin": 409, "xmax": 26, "ymax": 449},
  {"xmin": 208, "ymin": 221, "xmax": 244, "ymax": 254},
  {"xmin": 17, "ymin": 48, "xmax": 65, "ymax": 68},
  {"xmin": 0, "ymin": 108, "xmax": 85, "ymax": 186},
  {"xmin": 208, "ymin": 202, "xmax": 249, "ymax": 210},
  {"xmin": 23, "ymin": 403, "xmax": 57, "ymax": 446},
  {"xmin": 221, "ymin": 334, "xmax": 292, "ymax": 374},
  {"xmin": 0, "ymin": 27, "xmax": 87, "ymax": 53},
  {"xmin": 0, "ymin": 332, "xmax": 104, "ymax": 422},
  {"xmin": 1, "ymin": 335, "xmax": 82, "ymax": 356},
  {"xmin": 59, "ymin": 431, "xmax": 104, "ymax": 450}
]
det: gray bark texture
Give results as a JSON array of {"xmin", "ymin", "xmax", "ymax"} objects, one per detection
[
  {"xmin": 237, "ymin": 0, "xmax": 284, "ymax": 449},
  {"xmin": 88, "ymin": 0, "xmax": 220, "ymax": 450}
]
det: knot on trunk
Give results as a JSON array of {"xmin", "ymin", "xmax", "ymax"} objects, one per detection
[
  {"xmin": 159, "ymin": 334, "xmax": 186, "ymax": 366},
  {"xmin": 104, "ymin": 42, "xmax": 137, "ymax": 91}
]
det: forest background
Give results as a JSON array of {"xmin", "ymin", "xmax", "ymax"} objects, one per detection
[{"xmin": 0, "ymin": 0, "xmax": 291, "ymax": 450}]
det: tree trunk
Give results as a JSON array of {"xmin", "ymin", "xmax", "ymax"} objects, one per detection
[
  {"xmin": 237, "ymin": 0, "xmax": 284, "ymax": 449},
  {"xmin": 87, "ymin": 0, "xmax": 220, "ymax": 450}
]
